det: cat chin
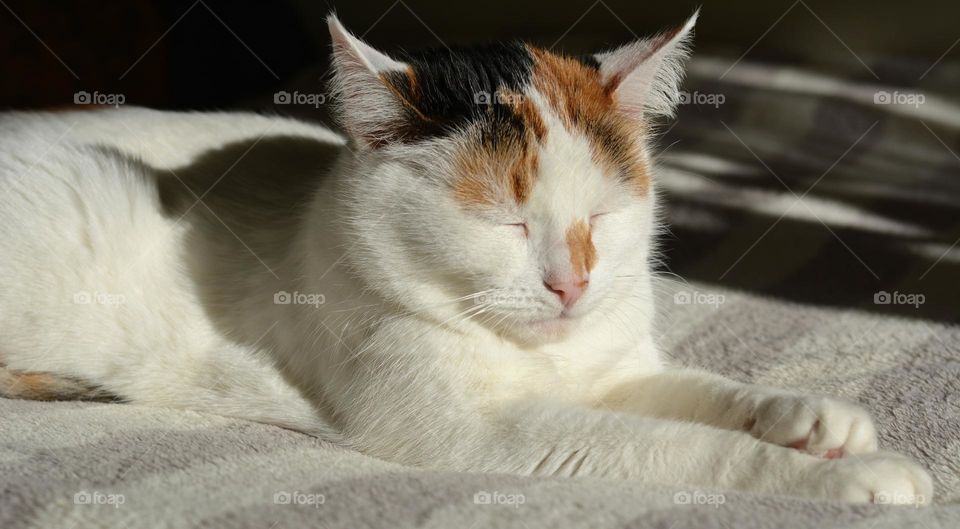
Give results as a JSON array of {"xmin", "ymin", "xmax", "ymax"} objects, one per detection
[
  {"xmin": 530, "ymin": 318, "xmax": 571, "ymax": 334},
  {"xmin": 521, "ymin": 315, "xmax": 579, "ymax": 339},
  {"xmin": 479, "ymin": 313, "xmax": 576, "ymax": 345}
]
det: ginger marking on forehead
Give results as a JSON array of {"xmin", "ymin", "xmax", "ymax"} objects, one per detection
[
  {"xmin": 498, "ymin": 87, "xmax": 547, "ymax": 142},
  {"xmin": 527, "ymin": 46, "xmax": 650, "ymax": 196},
  {"xmin": 507, "ymin": 141, "xmax": 538, "ymax": 204},
  {"xmin": 453, "ymin": 88, "xmax": 545, "ymax": 207},
  {"xmin": 452, "ymin": 142, "xmax": 493, "ymax": 207},
  {"xmin": 453, "ymin": 135, "xmax": 540, "ymax": 207},
  {"xmin": 566, "ymin": 219, "xmax": 598, "ymax": 276}
]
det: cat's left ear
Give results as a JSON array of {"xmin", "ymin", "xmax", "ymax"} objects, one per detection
[
  {"xmin": 594, "ymin": 11, "xmax": 698, "ymax": 120},
  {"xmin": 327, "ymin": 15, "xmax": 414, "ymax": 148}
]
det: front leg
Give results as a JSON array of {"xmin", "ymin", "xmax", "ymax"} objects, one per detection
[
  {"xmin": 351, "ymin": 398, "xmax": 931, "ymax": 505},
  {"xmin": 600, "ymin": 368, "xmax": 878, "ymax": 458},
  {"xmin": 342, "ymin": 326, "xmax": 929, "ymax": 504}
]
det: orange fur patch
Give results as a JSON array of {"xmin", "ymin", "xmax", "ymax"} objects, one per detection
[
  {"xmin": 451, "ymin": 87, "xmax": 548, "ymax": 207},
  {"xmin": 6, "ymin": 372, "xmax": 67, "ymax": 400},
  {"xmin": 379, "ymin": 71, "xmax": 435, "ymax": 127},
  {"xmin": 0, "ymin": 367, "xmax": 112, "ymax": 401},
  {"xmin": 404, "ymin": 64, "xmax": 419, "ymax": 100},
  {"xmin": 498, "ymin": 87, "xmax": 547, "ymax": 141},
  {"xmin": 508, "ymin": 141, "xmax": 538, "ymax": 203},
  {"xmin": 527, "ymin": 46, "xmax": 650, "ymax": 195},
  {"xmin": 453, "ymin": 133, "xmax": 540, "ymax": 206},
  {"xmin": 452, "ymin": 146, "xmax": 493, "ymax": 207},
  {"xmin": 565, "ymin": 219, "xmax": 598, "ymax": 276}
]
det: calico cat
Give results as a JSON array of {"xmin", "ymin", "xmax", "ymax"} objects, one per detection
[{"xmin": 0, "ymin": 13, "xmax": 932, "ymax": 504}]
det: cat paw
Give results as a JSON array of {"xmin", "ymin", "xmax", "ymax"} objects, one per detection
[
  {"xmin": 746, "ymin": 394, "xmax": 877, "ymax": 458},
  {"xmin": 796, "ymin": 452, "xmax": 933, "ymax": 505}
]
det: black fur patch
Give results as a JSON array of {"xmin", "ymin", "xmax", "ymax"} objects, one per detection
[
  {"xmin": 575, "ymin": 53, "xmax": 601, "ymax": 70},
  {"xmin": 382, "ymin": 42, "xmax": 534, "ymax": 143}
]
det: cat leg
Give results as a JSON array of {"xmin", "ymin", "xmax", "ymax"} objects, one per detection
[
  {"xmin": 384, "ymin": 400, "xmax": 931, "ymax": 504},
  {"xmin": 600, "ymin": 368, "xmax": 878, "ymax": 458},
  {"xmin": 339, "ymin": 360, "xmax": 931, "ymax": 504}
]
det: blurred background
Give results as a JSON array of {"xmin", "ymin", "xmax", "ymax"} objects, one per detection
[
  {"xmin": 2, "ymin": 0, "xmax": 958, "ymax": 323},
  {"xmin": 2, "ymin": 0, "xmax": 957, "ymax": 110}
]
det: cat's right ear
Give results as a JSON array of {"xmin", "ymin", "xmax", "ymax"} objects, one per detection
[{"xmin": 327, "ymin": 15, "xmax": 414, "ymax": 149}]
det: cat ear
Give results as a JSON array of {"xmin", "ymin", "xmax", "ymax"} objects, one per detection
[
  {"xmin": 327, "ymin": 15, "xmax": 413, "ymax": 148},
  {"xmin": 593, "ymin": 11, "xmax": 698, "ymax": 120}
]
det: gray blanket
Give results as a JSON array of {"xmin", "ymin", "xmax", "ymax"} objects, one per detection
[{"xmin": 2, "ymin": 55, "xmax": 959, "ymax": 528}]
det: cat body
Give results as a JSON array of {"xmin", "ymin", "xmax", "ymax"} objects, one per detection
[{"xmin": 0, "ymin": 15, "xmax": 933, "ymax": 504}]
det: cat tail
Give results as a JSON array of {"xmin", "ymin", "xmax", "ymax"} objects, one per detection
[{"xmin": 0, "ymin": 358, "xmax": 344, "ymax": 444}]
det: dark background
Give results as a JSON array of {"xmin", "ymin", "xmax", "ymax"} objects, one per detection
[{"xmin": 1, "ymin": 0, "xmax": 957, "ymax": 110}]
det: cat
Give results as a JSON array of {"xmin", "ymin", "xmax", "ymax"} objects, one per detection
[{"xmin": 0, "ymin": 13, "xmax": 933, "ymax": 504}]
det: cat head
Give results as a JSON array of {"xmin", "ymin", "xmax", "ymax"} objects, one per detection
[{"xmin": 328, "ymin": 14, "xmax": 695, "ymax": 345}]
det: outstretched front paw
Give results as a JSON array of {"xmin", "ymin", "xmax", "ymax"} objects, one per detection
[
  {"xmin": 746, "ymin": 394, "xmax": 878, "ymax": 458},
  {"xmin": 796, "ymin": 452, "xmax": 933, "ymax": 505}
]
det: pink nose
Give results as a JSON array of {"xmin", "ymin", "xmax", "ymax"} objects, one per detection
[{"xmin": 544, "ymin": 277, "xmax": 589, "ymax": 307}]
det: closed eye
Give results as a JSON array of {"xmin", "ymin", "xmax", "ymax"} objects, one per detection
[
  {"xmin": 589, "ymin": 212, "xmax": 609, "ymax": 225},
  {"xmin": 505, "ymin": 222, "xmax": 529, "ymax": 237}
]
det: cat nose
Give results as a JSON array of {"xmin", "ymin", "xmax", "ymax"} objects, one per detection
[{"xmin": 544, "ymin": 276, "xmax": 589, "ymax": 308}]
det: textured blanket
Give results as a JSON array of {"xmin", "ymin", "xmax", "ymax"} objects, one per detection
[{"xmin": 2, "ymin": 55, "xmax": 959, "ymax": 528}]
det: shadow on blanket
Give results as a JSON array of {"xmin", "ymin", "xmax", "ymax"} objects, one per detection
[{"xmin": 658, "ymin": 61, "xmax": 960, "ymax": 324}]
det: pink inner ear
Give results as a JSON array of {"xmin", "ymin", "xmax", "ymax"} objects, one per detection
[
  {"xmin": 594, "ymin": 12, "xmax": 697, "ymax": 119},
  {"xmin": 600, "ymin": 29, "xmax": 681, "ymax": 92},
  {"xmin": 328, "ymin": 15, "xmax": 407, "ymax": 74},
  {"xmin": 326, "ymin": 15, "xmax": 414, "ymax": 148}
]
